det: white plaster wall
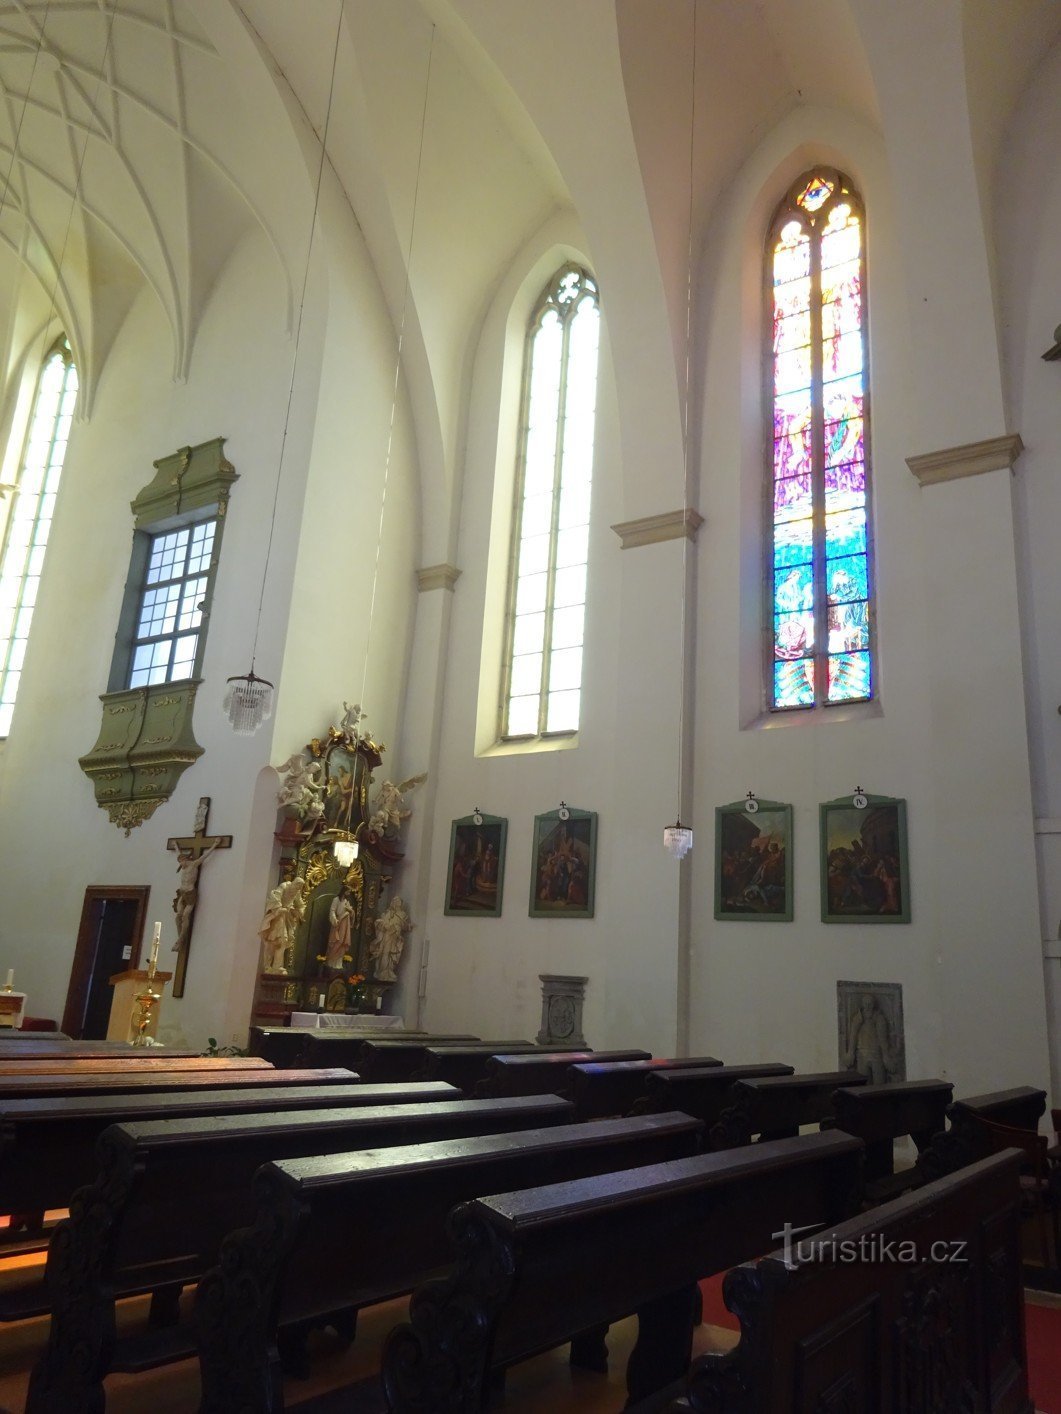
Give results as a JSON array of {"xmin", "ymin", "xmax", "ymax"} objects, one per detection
[
  {"xmin": 686, "ymin": 105, "xmax": 1048, "ymax": 1099},
  {"xmin": 0, "ymin": 203, "xmax": 419, "ymax": 1049},
  {"xmin": 997, "ymin": 35, "xmax": 1061, "ymax": 1101}
]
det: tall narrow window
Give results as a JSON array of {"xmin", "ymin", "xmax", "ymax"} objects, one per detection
[
  {"xmin": 501, "ymin": 266, "xmax": 600, "ymax": 739},
  {"xmin": 768, "ymin": 169, "xmax": 873, "ymax": 710},
  {"xmin": 0, "ymin": 338, "xmax": 78, "ymax": 736}
]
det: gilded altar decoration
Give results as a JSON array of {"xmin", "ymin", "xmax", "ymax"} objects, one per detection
[{"xmin": 252, "ymin": 705, "xmax": 425, "ymax": 1026}]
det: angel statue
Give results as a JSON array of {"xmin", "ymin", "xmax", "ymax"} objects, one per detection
[
  {"xmin": 370, "ymin": 896, "xmax": 413, "ymax": 982},
  {"xmin": 340, "ymin": 701, "xmax": 366, "ymax": 740},
  {"xmin": 275, "ymin": 753, "xmax": 325, "ymax": 818},
  {"xmin": 258, "ymin": 876, "xmax": 308, "ymax": 975},
  {"xmin": 367, "ymin": 773, "xmax": 427, "ymax": 837}
]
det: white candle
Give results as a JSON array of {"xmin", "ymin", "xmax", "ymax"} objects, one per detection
[{"xmin": 4, "ymin": 969, "xmax": 12, "ymax": 989}]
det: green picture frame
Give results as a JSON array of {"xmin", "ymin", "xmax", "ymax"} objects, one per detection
[
  {"xmin": 529, "ymin": 807, "xmax": 597, "ymax": 918},
  {"xmin": 444, "ymin": 814, "xmax": 508, "ymax": 917},
  {"xmin": 714, "ymin": 799, "xmax": 793, "ymax": 921},
  {"xmin": 820, "ymin": 794, "xmax": 910, "ymax": 923}
]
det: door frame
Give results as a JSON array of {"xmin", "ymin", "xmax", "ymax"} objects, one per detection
[{"xmin": 62, "ymin": 886, "xmax": 151, "ymax": 1037}]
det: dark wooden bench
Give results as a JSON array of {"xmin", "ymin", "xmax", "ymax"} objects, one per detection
[
  {"xmin": 710, "ymin": 1069, "xmax": 865, "ymax": 1149},
  {"xmin": 0, "ymin": 1065, "xmax": 358, "ymax": 1101},
  {"xmin": 420, "ymin": 1043, "xmax": 579, "ymax": 1090},
  {"xmin": 0, "ymin": 1040, "xmax": 200, "ymax": 1058},
  {"xmin": 630, "ymin": 1063, "xmax": 794, "ymax": 1126},
  {"xmin": 831, "ymin": 1078, "xmax": 953, "ymax": 1197},
  {"xmin": 0, "ymin": 1081, "xmax": 460, "ymax": 1235},
  {"xmin": 663, "ymin": 1151, "xmax": 1030, "ymax": 1414},
  {"xmin": 475, "ymin": 1049, "xmax": 653, "ymax": 1097},
  {"xmin": 382, "ymin": 1130, "xmax": 864, "ymax": 1412},
  {"xmin": 26, "ymin": 1095, "xmax": 573, "ymax": 1413},
  {"xmin": 248, "ymin": 1027, "xmax": 324, "ymax": 1067},
  {"xmin": 195, "ymin": 1111, "xmax": 705, "ymax": 1412},
  {"xmin": 0, "ymin": 1054, "xmax": 273, "ymax": 1076},
  {"xmin": 569, "ymin": 1058, "xmax": 724, "ymax": 1120},
  {"xmin": 917, "ymin": 1085, "xmax": 1050, "ymax": 1183},
  {"xmin": 304, "ymin": 1033, "xmax": 483, "ymax": 1079}
]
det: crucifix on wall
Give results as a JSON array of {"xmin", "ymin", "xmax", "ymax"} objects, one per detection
[{"xmin": 167, "ymin": 796, "xmax": 232, "ymax": 997}]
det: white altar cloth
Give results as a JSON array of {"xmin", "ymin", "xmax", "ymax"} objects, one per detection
[{"xmin": 289, "ymin": 1012, "xmax": 403, "ymax": 1031}]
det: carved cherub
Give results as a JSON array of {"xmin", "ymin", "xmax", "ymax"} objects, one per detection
[
  {"xmin": 367, "ymin": 773, "xmax": 427, "ymax": 837},
  {"xmin": 340, "ymin": 701, "xmax": 366, "ymax": 739},
  {"xmin": 275, "ymin": 753, "xmax": 325, "ymax": 816}
]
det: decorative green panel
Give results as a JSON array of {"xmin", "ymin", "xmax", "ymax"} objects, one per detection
[
  {"xmin": 78, "ymin": 681, "xmax": 205, "ymax": 834},
  {"xmin": 131, "ymin": 436, "xmax": 238, "ymax": 528}
]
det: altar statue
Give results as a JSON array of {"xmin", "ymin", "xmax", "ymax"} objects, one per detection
[
  {"xmin": 367, "ymin": 773, "xmax": 427, "ymax": 837},
  {"xmin": 258, "ymin": 876, "xmax": 307, "ymax": 975},
  {"xmin": 275, "ymin": 753, "xmax": 325, "ymax": 818},
  {"xmin": 369, "ymin": 897, "xmax": 412, "ymax": 982},
  {"xmin": 325, "ymin": 886, "xmax": 357, "ymax": 970}
]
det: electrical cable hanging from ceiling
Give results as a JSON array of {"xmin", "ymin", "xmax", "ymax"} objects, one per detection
[
  {"xmin": 224, "ymin": 0, "xmax": 347, "ymax": 734},
  {"xmin": 663, "ymin": 0, "xmax": 698, "ymax": 863}
]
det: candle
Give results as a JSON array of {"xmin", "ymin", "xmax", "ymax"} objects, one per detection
[{"xmin": 4, "ymin": 969, "xmax": 12, "ymax": 990}]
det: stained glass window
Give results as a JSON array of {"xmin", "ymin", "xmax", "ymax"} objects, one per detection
[
  {"xmin": 128, "ymin": 518, "xmax": 218, "ymax": 687},
  {"xmin": 768, "ymin": 169, "xmax": 873, "ymax": 709},
  {"xmin": 501, "ymin": 266, "xmax": 600, "ymax": 739},
  {"xmin": 0, "ymin": 338, "xmax": 78, "ymax": 737}
]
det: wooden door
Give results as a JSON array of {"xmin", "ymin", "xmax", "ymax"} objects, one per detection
[{"xmin": 62, "ymin": 887, "xmax": 150, "ymax": 1038}]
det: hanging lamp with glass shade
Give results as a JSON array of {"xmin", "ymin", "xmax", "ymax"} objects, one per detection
[
  {"xmin": 663, "ymin": 819, "xmax": 693, "ymax": 860},
  {"xmin": 223, "ymin": 669, "xmax": 275, "ymax": 736}
]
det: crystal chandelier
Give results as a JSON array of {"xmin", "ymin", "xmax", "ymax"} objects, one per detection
[
  {"xmin": 223, "ymin": 670, "xmax": 274, "ymax": 736},
  {"xmin": 663, "ymin": 820, "xmax": 693, "ymax": 860}
]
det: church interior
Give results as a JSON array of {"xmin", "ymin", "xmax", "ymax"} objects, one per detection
[{"xmin": 0, "ymin": 0, "xmax": 1059, "ymax": 1409}]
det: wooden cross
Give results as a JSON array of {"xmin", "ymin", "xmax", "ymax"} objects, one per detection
[{"xmin": 167, "ymin": 796, "xmax": 232, "ymax": 998}]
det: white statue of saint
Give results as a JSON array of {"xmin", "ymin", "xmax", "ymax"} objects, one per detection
[
  {"xmin": 258, "ymin": 877, "xmax": 307, "ymax": 975},
  {"xmin": 340, "ymin": 701, "xmax": 366, "ymax": 739},
  {"xmin": 370, "ymin": 897, "xmax": 413, "ymax": 982},
  {"xmin": 367, "ymin": 773, "xmax": 427, "ymax": 837}
]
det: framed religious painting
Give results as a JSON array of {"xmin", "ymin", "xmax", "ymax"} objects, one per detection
[
  {"xmin": 444, "ymin": 813, "xmax": 508, "ymax": 917},
  {"xmin": 820, "ymin": 793, "xmax": 910, "ymax": 923},
  {"xmin": 714, "ymin": 798, "xmax": 793, "ymax": 921},
  {"xmin": 529, "ymin": 806, "xmax": 597, "ymax": 919}
]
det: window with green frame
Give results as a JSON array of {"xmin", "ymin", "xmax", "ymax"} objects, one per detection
[
  {"xmin": 0, "ymin": 337, "xmax": 78, "ymax": 737},
  {"xmin": 501, "ymin": 265, "xmax": 601, "ymax": 740}
]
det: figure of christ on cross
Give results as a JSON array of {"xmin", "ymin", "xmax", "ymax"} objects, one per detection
[{"xmin": 167, "ymin": 796, "xmax": 232, "ymax": 997}]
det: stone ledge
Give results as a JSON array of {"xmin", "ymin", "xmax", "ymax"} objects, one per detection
[
  {"xmin": 905, "ymin": 433, "xmax": 1023, "ymax": 487},
  {"xmin": 610, "ymin": 507, "xmax": 704, "ymax": 549},
  {"xmin": 416, "ymin": 563, "xmax": 461, "ymax": 592}
]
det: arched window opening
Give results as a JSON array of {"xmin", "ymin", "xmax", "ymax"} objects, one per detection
[
  {"xmin": 0, "ymin": 338, "xmax": 78, "ymax": 736},
  {"xmin": 501, "ymin": 265, "xmax": 600, "ymax": 740},
  {"xmin": 768, "ymin": 169, "xmax": 873, "ymax": 710}
]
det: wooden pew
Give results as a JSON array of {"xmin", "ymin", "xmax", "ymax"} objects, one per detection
[
  {"xmin": 569, "ymin": 1057, "xmax": 724, "ymax": 1121},
  {"xmin": 663, "ymin": 1151, "xmax": 1029, "ymax": 1414},
  {"xmin": 631, "ymin": 1063, "xmax": 794, "ymax": 1126},
  {"xmin": 0, "ymin": 1039, "xmax": 200, "ymax": 1058},
  {"xmin": 0, "ymin": 1054, "xmax": 272, "ymax": 1076},
  {"xmin": 383, "ymin": 1130, "xmax": 864, "ymax": 1412},
  {"xmin": 248, "ymin": 1027, "xmax": 322, "ymax": 1067},
  {"xmin": 0, "ymin": 1066, "xmax": 357, "ymax": 1101},
  {"xmin": 949, "ymin": 1084, "xmax": 1047, "ymax": 1132},
  {"xmin": 195, "ymin": 1111, "xmax": 705, "ymax": 1412},
  {"xmin": 26, "ymin": 1095, "xmax": 574, "ymax": 1413},
  {"xmin": 709, "ymin": 1069, "xmax": 865, "ymax": 1149},
  {"xmin": 0, "ymin": 1082, "xmax": 460, "ymax": 1221},
  {"xmin": 302, "ymin": 1033, "xmax": 482, "ymax": 1078},
  {"xmin": 917, "ymin": 1085, "xmax": 1050, "ymax": 1183},
  {"xmin": 420, "ymin": 1043, "xmax": 578, "ymax": 1091},
  {"xmin": 476, "ymin": 1049, "xmax": 653, "ymax": 1097},
  {"xmin": 831, "ymin": 1078, "xmax": 953, "ymax": 1198}
]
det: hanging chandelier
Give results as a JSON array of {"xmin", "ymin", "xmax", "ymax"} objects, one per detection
[{"xmin": 663, "ymin": 819, "xmax": 693, "ymax": 860}]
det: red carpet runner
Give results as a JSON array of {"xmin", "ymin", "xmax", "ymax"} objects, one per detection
[{"xmin": 700, "ymin": 1276, "xmax": 1061, "ymax": 1413}]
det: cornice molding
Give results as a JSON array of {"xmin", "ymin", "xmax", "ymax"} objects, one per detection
[
  {"xmin": 416, "ymin": 563, "xmax": 461, "ymax": 593},
  {"xmin": 610, "ymin": 507, "xmax": 704, "ymax": 550},
  {"xmin": 905, "ymin": 433, "xmax": 1024, "ymax": 487}
]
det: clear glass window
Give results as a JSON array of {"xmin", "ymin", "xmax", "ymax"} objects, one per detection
[
  {"xmin": 501, "ymin": 266, "xmax": 600, "ymax": 739},
  {"xmin": 128, "ymin": 519, "xmax": 217, "ymax": 688},
  {"xmin": 0, "ymin": 339, "xmax": 78, "ymax": 737}
]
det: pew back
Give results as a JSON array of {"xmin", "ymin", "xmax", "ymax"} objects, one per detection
[
  {"xmin": 477, "ymin": 1049, "xmax": 653, "ymax": 1097},
  {"xmin": 711, "ymin": 1070, "xmax": 865, "ymax": 1148},
  {"xmin": 569, "ymin": 1057, "xmax": 724, "ymax": 1120},
  {"xmin": 669, "ymin": 1151, "xmax": 1029, "ymax": 1414},
  {"xmin": 0, "ymin": 1066, "xmax": 356, "ymax": 1100},
  {"xmin": 632, "ymin": 1063, "xmax": 794, "ymax": 1126}
]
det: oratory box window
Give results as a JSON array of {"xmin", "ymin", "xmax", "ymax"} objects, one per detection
[
  {"xmin": 501, "ymin": 265, "xmax": 601, "ymax": 741},
  {"xmin": 768, "ymin": 169, "xmax": 874, "ymax": 710}
]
